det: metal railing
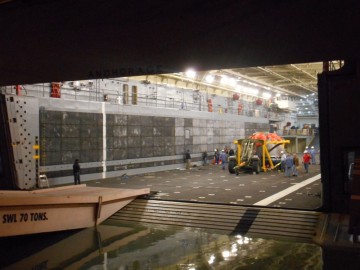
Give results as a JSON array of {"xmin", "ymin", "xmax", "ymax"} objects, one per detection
[
  {"xmin": 277, "ymin": 128, "xmax": 318, "ymax": 136},
  {"xmin": 1, "ymin": 85, "xmax": 317, "ymax": 147},
  {"xmin": 1, "ymin": 83, "xmax": 277, "ymax": 119}
]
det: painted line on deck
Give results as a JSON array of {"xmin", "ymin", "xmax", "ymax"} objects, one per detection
[
  {"xmin": 102, "ymin": 102, "xmax": 107, "ymax": 178},
  {"xmin": 253, "ymin": 174, "xmax": 321, "ymax": 206}
]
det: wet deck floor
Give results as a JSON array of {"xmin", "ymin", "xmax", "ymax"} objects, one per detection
[{"xmin": 87, "ymin": 163, "xmax": 322, "ymax": 210}]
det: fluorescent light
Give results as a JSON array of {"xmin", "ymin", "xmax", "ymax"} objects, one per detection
[
  {"xmin": 185, "ymin": 69, "xmax": 196, "ymax": 78},
  {"xmin": 220, "ymin": 76, "xmax": 229, "ymax": 84},
  {"xmin": 236, "ymin": 85, "xmax": 260, "ymax": 96},
  {"xmin": 262, "ymin": 92, "xmax": 271, "ymax": 99},
  {"xmin": 242, "ymin": 86, "xmax": 250, "ymax": 93},
  {"xmin": 249, "ymin": 88, "xmax": 258, "ymax": 95},
  {"xmin": 205, "ymin": 74, "xmax": 214, "ymax": 83},
  {"xmin": 244, "ymin": 87, "xmax": 258, "ymax": 95},
  {"xmin": 228, "ymin": 78, "xmax": 237, "ymax": 86}
]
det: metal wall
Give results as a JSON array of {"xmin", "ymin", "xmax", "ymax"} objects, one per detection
[
  {"xmin": 35, "ymin": 97, "xmax": 268, "ymax": 185},
  {"xmin": 2, "ymin": 95, "xmax": 39, "ymax": 189},
  {"xmin": 318, "ymin": 61, "xmax": 360, "ymax": 213}
]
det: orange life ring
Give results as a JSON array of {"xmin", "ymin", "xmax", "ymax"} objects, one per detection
[
  {"xmin": 50, "ymin": 82, "xmax": 61, "ymax": 98},
  {"xmin": 208, "ymin": 99, "xmax": 213, "ymax": 112}
]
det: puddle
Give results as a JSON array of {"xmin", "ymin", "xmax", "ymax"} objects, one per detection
[{"xmin": 0, "ymin": 220, "xmax": 323, "ymax": 269}]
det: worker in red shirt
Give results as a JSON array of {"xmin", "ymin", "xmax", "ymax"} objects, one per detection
[{"xmin": 302, "ymin": 150, "xmax": 311, "ymax": 173}]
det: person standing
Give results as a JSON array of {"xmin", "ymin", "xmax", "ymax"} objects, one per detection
[
  {"xmin": 310, "ymin": 146, "xmax": 316, "ymax": 164},
  {"xmin": 303, "ymin": 151, "xmax": 311, "ymax": 173},
  {"xmin": 73, "ymin": 159, "xmax": 81, "ymax": 185},
  {"xmin": 185, "ymin": 150, "xmax": 191, "ymax": 169},
  {"xmin": 202, "ymin": 151, "xmax": 208, "ymax": 166},
  {"xmin": 280, "ymin": 151, "xmax": 287, "ymax": 172},
  {"xmin": 285, "ymin": 153, "xmax": 294, "ymax": 177},
  {"xmin": 214, "ymin": 149, "xmax": 220, "ymax": 164},
  {"xmin": 292, "ymin": 153, "xmax": 299, "ymax": 176},
  {"xmin": 219, "ymin": 150, "xmax": 228, "ymax": 170}
]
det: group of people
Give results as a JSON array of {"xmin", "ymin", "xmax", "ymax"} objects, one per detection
[
  {"xmin": 184, "ymin": 147, "xmax": 234, "ymax": 171},
  {"xmin": 281, "ymin": 151, "xmax": 300, "ymax": 177},
  {"xmin": 74, "ymin": 145, "xmax": 317, "ymax": 184},
  {"xmin": 280, "ymin": 146, "xmax": 317, "ymax": 177},
  {"xmin": 214, "ymin": 148, "xmax": 234, "ymax": 170}
]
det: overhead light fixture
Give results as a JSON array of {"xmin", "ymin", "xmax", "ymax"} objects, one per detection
[
  {"xmin": 242, "ymin": 86, "xmax": 258, "ymax": 95},
  {"xmin": 185, "ymin": 69, "xmax": 196, "ymax": 79},
  {"xmin": 262, "ymin": 92, "xmax": 272, "ymax": 99},
  {"xmin": 228, "ymin": 78, "xmax": 237, "ymax": 86},
  {"xmin": 251, "ymin": 88, "xmax": 259, "ymax": 95},
  {"xmin": 205, "ymin": 74, "xmax": 214, "ymax": 83},
  {"xmin": 220, "ymin": 75, "xmax": 229, "ymax": 84},
  {"xmin": 248, "ymin": 82, "xmax": 258, "ymax": 87}
]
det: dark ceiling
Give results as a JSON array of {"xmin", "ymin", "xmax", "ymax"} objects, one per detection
[{"xmin": 1, "ymin": 0, "xmax": 360, "ymax": 86}]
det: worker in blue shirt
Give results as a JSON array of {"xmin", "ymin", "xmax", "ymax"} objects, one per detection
[
  {"xmin": 284, "ymin": 153, "xmax": 294, "ymax": 177},
  {"xmin": 219, "ymin": 150, "xmax": 228, "ymax": 170}
]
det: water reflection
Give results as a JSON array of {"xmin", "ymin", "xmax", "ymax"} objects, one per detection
[{"xmin": 1, "ymin": 220, "xmax": 322, "ymax": 269}]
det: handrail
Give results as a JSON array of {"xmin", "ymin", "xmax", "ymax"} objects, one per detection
[
  {"xmin": 2, "ymin": 83, "xmax": 273, "ymax": 119},
  {"xmin": 1, "ymin": 83, "xmax": 315, "ymax": 136}
]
